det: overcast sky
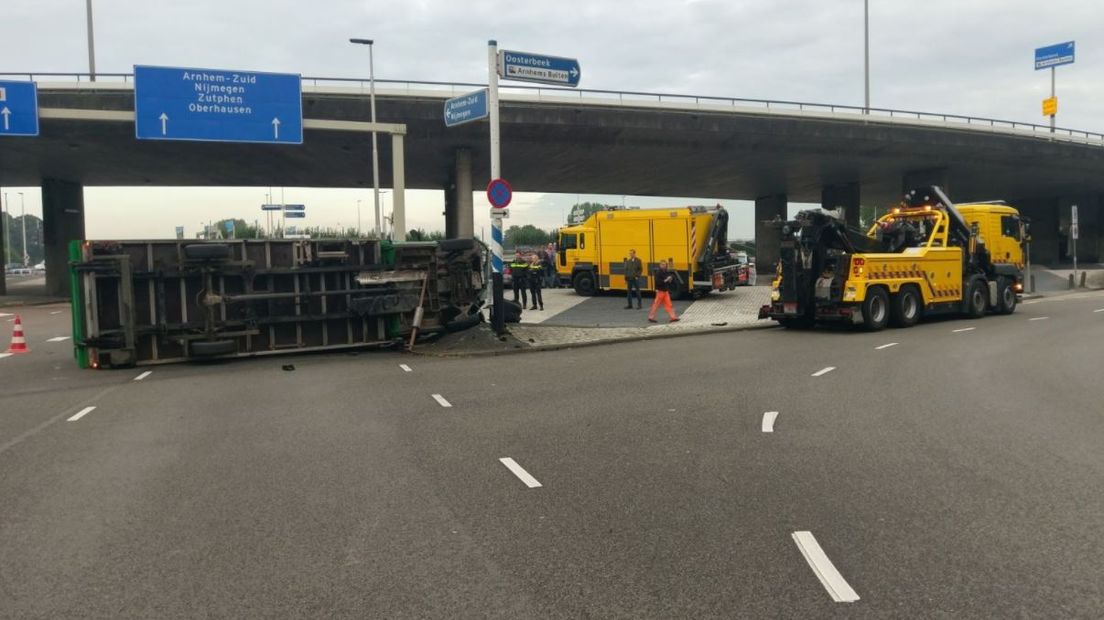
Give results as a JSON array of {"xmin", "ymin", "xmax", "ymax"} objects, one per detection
[{"xmin": 2, "ymin": 0, "xmax": 1100, "ymax": 240}]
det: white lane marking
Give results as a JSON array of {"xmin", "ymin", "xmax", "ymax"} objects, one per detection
[
  {"xmin": 67, "ymin": 406, "xmax": 97, "ymax": 422},
  {"xmin": 133, "ymin": 370, "xmax": 152, "ymax": 381},
  {"xmin": 0, "ymin": 312, "xmax": 12, "ymax": 317},
  {"xmin": 432, "ymin": 394, "xmax": 452, "ymax": 408},
  {"xmin": 874, "ymin": 342, "xmax": 898, "ymax": 350},
  {"xmin": 811, "ymin": 366, "xmax": 836, "ymax": 377},
  {"xmin": 50, "ymin": 310, "xmax": 63, "ymax": 315},
  {"xmin": 499, "ymin": 457, "xmax": 542, "ymax": 488},
  {"xmin": 0, "ymin": 353, "xmax": 12, "ymax": 360},
  {"xmin": 46, "ymin": 336, "xmax": 71, "ymax": 342},
  {"xmin": 399, "ymin": 363, "xmax": 412, "ymax": 372},
  {"xmin": 792, "ymin": 531, "xmax": 860, "ymax": 603},
  {"xmin": 1094, "ymin": 308, "xmax": 1104, "ymax": 313},
  {"xmin": 761, "ymin": 411, "xmax": 779, "ymax": 433},
  {"xmin": 1028, "ymin": 316, "xmax": 1049, "ymax": 321},
  {"xmin": 952, "ymin": 327, "xmax": 976, "ymax": 333}
]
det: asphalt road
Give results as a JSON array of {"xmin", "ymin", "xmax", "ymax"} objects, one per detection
[{"xmin": 2, "ymin": 292, "xmax": 1104, "ymax": 618}]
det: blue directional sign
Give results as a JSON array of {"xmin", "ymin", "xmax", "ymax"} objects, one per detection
[
  {"xmin": 444, "ymin": 89, "xmax": 488, "ymax": 127},
  {"xmin": 261, "ymin": 204, "xmax": 282, "ymax": 211},
  {"xmin": 283, "ymin": 204, "xmax": 305, "ymax": 211},
  {"xmin": 284, "ymin": 212, "xmax": 306, "ymax": 219},
  {"xmin": 134, "ymin": 65, "xmax": 303, "ymax": 144},
  {"xmin": 1035, "ymin": 41, "xmax": 1075, "ymax": 70},
  {"xmin": 0, "ymin": 81, "xmax": 39, "ymax": 137},
  {"xmin": 498, "ymin": 50, "xmax": 581, "ymax": 87}
]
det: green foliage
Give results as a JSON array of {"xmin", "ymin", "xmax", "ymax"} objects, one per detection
[
  {"xmin": 504, "ymin": 224, "xmax": 554, "ymax": 249},
  {"xmin": 406, "ymin": 228, "xmax": 445, "ymax": 242},
  {"xmin": 1, "ymin": 213, "xmax": 43, "ymax": 265}
]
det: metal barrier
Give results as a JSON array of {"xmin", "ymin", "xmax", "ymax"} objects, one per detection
[{"xmin": 4, "ymin": 71, "xmax": 1103, "ymax": 145}]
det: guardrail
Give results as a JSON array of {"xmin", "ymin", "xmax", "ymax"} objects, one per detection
[{"xmin": 5, "ymin": 71, "xmax": 1104, "ymax": 145}]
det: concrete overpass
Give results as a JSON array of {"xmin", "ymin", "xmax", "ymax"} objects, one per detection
[{"xmin": 3, "ymin": 73, "xmax": 1104, "ymax": 295}]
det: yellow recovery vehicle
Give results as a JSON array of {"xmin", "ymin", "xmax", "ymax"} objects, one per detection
[
  {"xmin": 557, "ymin": 205, "xmax": 742, "ymax": 298},
  {"xmin": 760, "ymin": 186, "xmax": 1025, "ymax": 330}
]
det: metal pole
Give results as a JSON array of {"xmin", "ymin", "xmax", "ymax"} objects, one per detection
[
  {"xmin": 85, "ymin": 0, "xmax": 97, "ymax": 82},
  {"xmin": 1050, "ymin": 66, "xmax": 1056, "ymax": 133},
  {"xmin": 863, "ymin": 0, "xmax": 870, "ymax": 114},
  {"xmin": 19, "ymin": 193, "xmax": 27, "ymax": 266},
  {"xmin": 369, "ymin": 43, "xmax": 381, "ymax": 237},
  {"xmin": 488, "ymin": 39, "xmax": 505, "ymax": 335},
  {"xmin": 356, "ymin": 199, "xmax": 362, "ymax": 237},
  {"xmin": 2, "ymin": 192, "xmax": 8, "ymax": 265}
]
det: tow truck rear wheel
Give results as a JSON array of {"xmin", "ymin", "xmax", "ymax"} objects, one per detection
[
  {"xmin": 861, "ymin": 287, "xmax": 890, "ymax": 331},
  {"xmin": 996, "ymin": 278, "xmax": 1017, "ymax": 315},
  {"xmin": 966, "ymin": 279, "xmax": 987, "ymax": 319},
  {"xmin": 891, "ymin": 286, "xmax": 921, "ymax": 328}
]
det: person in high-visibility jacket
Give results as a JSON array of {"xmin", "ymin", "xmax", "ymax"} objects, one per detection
[
  {"xmin": 648, "ymin": 260, "xmax": 680, "ymax": 323},
  {"xmin": 509, "ymin": 251, "xmax": 529, "ymax": 308}
]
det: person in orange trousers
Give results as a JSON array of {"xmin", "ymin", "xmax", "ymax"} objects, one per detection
[{"xmin": 648, "ymin": 260, "xmax": 680, "ymax": 323}]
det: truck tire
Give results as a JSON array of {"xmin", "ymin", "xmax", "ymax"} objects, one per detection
[
  {"xmin": 861, "ymin": 287, "xmax": 890, "ymax": 331},
  {"xmin": 184, "ymin": 243, "xmax": 231, "ymax": 260},
  {"xmin": 996, "ymin": 278, "xmax": 1017, "ymax": 315},
  {"xmin": 573, "ymin": 271, "xmax": 597, "ymax": 296},
  {"xmin": 966, "ymin": 279, "xmax": 987, "ymax": 319},
  {"xmin": 890, "ymin": 286, "xmax": 921, "ymax": 328},
  {"xmin": 189, "ymin": 339, "xmax": 237, "ymax": 357}
]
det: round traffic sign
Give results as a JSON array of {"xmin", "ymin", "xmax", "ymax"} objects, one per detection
[{"xmin": 486, "ymin": 178, "xmax": 513, "ymax": 208}]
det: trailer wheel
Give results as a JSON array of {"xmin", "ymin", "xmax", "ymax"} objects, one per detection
[
  {"xmin": 861, "ymin": 287, "xmax": 889, "ymax": 331},
  {"xmin": 966, "ymin": 279, "xmax": 987, "ymax": 318},
  {"xmin": 996, "ymin": 278, "xmax": 1017, "ymax": 315},
  {"xmin": 891, "ymin": 286, "xmax": 921, "ymax": 328},
  {"xmin": 190, "ymin": 339, "xmax": 237, "ymax": 357},
  {"xmin": 573, "ymin": 271, "xmax": 597, "ymax": 296}
]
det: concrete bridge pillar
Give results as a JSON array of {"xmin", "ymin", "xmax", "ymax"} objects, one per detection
[
  {"xmin": 444, "ymin": 148, "xmax": 473, "ymax": 239},
  {"xmin": 1016, "ymin": 197, "xmax": 1060, "ymax": 267},
  {"xmin": 821, "ymin": 183, "xmax": 860, "ymax": 228},
  {"xmin": 42, "ymin": 178, "xmax": 86, "ymax": 298},
  {"xmin": 754, "ymin": 193, "xmax": 787, "ymax": 276}
]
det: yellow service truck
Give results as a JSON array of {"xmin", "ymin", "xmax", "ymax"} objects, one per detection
[
  {"xmin": 760, "ymin": 186, "xmax": 1025, "ymax": 330},
  {"xmin": 556, "ymin": 206, "xmax": 742, "ymax": 298}
]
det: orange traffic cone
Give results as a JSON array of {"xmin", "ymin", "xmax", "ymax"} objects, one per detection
[{"xmin": 7, "ymin": 315, "xmax": 29, "ymax": 353}]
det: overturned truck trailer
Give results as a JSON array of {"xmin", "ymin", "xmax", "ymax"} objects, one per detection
[{"xmin": 69, "ymin": 237, "xmax": 488, "ymax": 368}]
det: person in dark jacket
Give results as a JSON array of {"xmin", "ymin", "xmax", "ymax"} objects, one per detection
[
  {"xmin": 648, "ymin": 260, "xmax": 680, "ymax": 323},
  {"xmin": 542, "ymin": 245, "xmax": 558, "ymax": 288},
  {"xmin": 623, "ymin": 248, "xmax": 643, "ymax": 309},
  {"xmin": 528, "ymin": 254, "xmax": 544, "ymax": 310},
  {"xmin": 509, "ymin": 250, "xmax": 528, "ymax": 307}
]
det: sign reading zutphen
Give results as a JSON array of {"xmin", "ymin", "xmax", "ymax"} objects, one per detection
[
  {"xmin": 134, "ymin": 65, "xmax": 303, "ymax": 144},
  {"xmin": 1035, "ymin": 41, "xmax": 1075, "ymax": 70},
  {"xmin": 444, "ymin": 89, "xmax": 488, "ymax": 127},
  {"xmin": 498, "ymin": 50, "xmax": 580, "ymax": 87},
  {"xmin": 0, "ymin": 81, "xmax": 39, "ymax": 137}
]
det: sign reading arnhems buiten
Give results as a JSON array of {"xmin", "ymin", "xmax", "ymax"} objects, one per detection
[{"xmin": 134, "ymin": 65, "xmax": 303, "ymax": 144}]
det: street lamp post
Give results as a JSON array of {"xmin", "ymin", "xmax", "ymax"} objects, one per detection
[
  {"xmin": 86, "ymin": 0, "xmax": 97, "ymax": 81},
  {"xmin": 349, "ymin": 38, "xmax": 382, "ymax": 237},
  {"xmin": 863, "ymin": 0, "xmax": 870, "ymax": 113},
  {"xmin": 18, "ymin": 193, "xmax": 27, "ymax": 266}
]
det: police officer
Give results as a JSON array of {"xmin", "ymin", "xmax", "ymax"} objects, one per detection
[
  {"xmin": 509, "ymin": 250, "xmax": 529, "ymax": 307},
  {"xmin": 528, "ymin": 254, "xmax": 544, "ymax": 311}
]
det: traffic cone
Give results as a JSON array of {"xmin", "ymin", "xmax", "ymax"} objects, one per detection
[{"xmin": 7, "ymin": 315, "xmax": 29, "ymax": 353}]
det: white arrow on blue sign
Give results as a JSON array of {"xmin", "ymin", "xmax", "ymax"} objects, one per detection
[
  {"xmin": 444, "ymin": 89, "xmax": 489, "ymax": 127},
  {"xmin": 498, "ymin": 50, "xmax": 581, "ymax": 87},
  {"xmin": 0, "ymin": 81, "xmax": 40, "ymax": 137},
  {"xmin": 1035, "ymin": 41, "xmax": 1075, "ymax": 70},
  {"xmin": 134, "ymin": 65, "xmax": 303, "ymax": 144}
]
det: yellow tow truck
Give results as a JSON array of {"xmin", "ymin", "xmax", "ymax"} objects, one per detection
[{"xmin": 760, "ymin": 186, "xmax": 1025, "ymax": 330}]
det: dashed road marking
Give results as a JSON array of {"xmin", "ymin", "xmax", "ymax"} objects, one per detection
[
  {"xmin": 0, "ymin": 312, "xmax": 12, "ymax": 318},
  {"xmin": 50, "ymin": 310, "xmax": 63, "ymax": 315},
  {"xmin": 1028, "ymin": 316, "xmax": 1049, "ymax": 321},
  {"xmin": 874, "ymin": 342, "xmax": 898, "ymax": 350},
  {"xmin": 432, "ymin": 394, "xmax": 452, "ymax": 408},
  {"xmin": 46, "ymin": 336, "xmax": 71, "ymax": 342},
  {"xmin": 399, "ymin": 364, "xmax": 412, "ymax": 372},
  {"xmin": 952, "ymin": 327, "xmax": 976, "ymax": 333},
  {"xmin": 67, "ymin": 406, "xmax": 97, "ymax": 422},
  {"xmin": 811, "ymin": 366, "xmax": 836, "ymax": 377},
  {"xmin": 0, "ymin": 353, "xmax": 12, "ymax": 360},
  {"xmin": 134, "ymin": 370, "xmax": 152, "ymax": 381},
  {"xmin": 499, "ymin": 457, "xmax": 542, "ymax": 488},
  {"xmin": 761, "ymin": 411, "xmax": 779, "ymax": 433},
  {"xmin": 1094, "ymin": 308, "xmax": 1104, "ymax": 313},
  {"xmin": 792, "ymin": 531, "xmax": 860, "ymax": 603}
]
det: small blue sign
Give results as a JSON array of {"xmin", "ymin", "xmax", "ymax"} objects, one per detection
[
  {"xmin": 224, "ymin": 221, "xmax": 235, "ymax": 232},
  {"xmin": 284, "ymin": 212, "xmax": 306, "ymax": 219},
  {"xmin": 444, "ymin": 89, "xmax": 488, "ymax": 127},
  {"xmin": 261, "ymin": 204, "xmax": 282, "ymax": 211},
  {"xmin": 0, "ymin": 81, "xmax": 39, "ymax": 137},
  {"xmin": 486, "ymin": 178, "xmax": 513, "ymax": 208},
  {"xmin": 499, "ymin": 50, "xmax": 581, "ymax": 87},
  {"xmin": 1035, "ymin": 41, "xmax": 1075, "ymax": 70},
  {"xmin": 135, "ymin": 65, "xmax": 303, "ymax": 144},
  {"xmin": 282, "ymin": 204, "xmax": 305, "ymax": 211}
]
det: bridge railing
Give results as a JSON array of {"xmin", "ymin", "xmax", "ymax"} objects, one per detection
[{"xmin": 6, "ymin": 71, "xmax": 1104, "ymax": 145}]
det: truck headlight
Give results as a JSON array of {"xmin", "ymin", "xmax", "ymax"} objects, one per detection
[
  {"xmin": 842, "ymin": 286, "xmax": 857, "ymax": 302},
  {"xmin": 770, "ymin": 289, "xmax": 780, "ymax": 301}
]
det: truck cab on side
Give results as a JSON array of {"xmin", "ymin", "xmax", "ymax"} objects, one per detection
[{"xmin": 557, "ymin": 205, "xmax": 741, "ymax": 298}]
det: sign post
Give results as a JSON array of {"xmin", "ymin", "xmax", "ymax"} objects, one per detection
[
  {"xmin": 488, "ymin": 40, "xmax": 506, "ymax": 335},
  {"xmin": 1071, "ymin": 205, "xmax": 1079, "ymax": 285},
  {"xmin": 1034, "ymin": 41, "xmax": 1075, "ymax": 133}
]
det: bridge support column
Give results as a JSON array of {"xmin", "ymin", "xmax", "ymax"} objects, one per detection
[
  {"xmin": 0, "ymin": 188, "xmax": 7, "ymax": 295},
  {"xmin": 444, "ymin": 148, "xmax": 473, "ymax": 240},
  {"xmin": 42, "ymin": 178, "xmax": 85, "ymax": 298},
  {"xmin": 821, "ymin": 183, "xmax": 860, "ymax": 228},
  {"xmin": 1017, "ymin": 197, "xmax": 1060, "ymax": 267},
  {"xmin": 754, "ymin": 193, "xmax": 787, "ymax": 276},
  {"xmin": 391, "ymin": 134, "xmax": 406, "ymax": 242}
]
